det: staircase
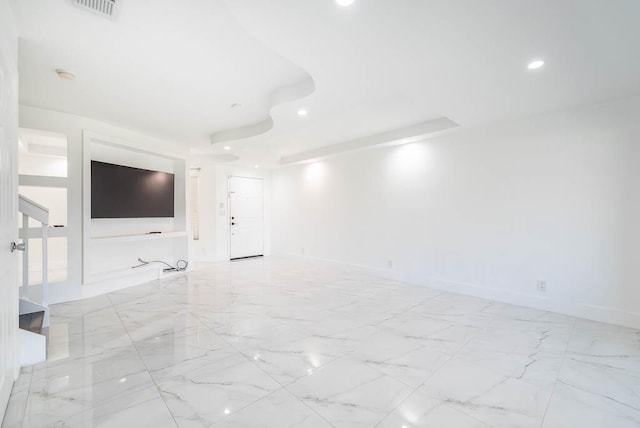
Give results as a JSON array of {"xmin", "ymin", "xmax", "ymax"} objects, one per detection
[{"xmin": 17, "ymin": 194, "xmax": 50, "ymax": 366}]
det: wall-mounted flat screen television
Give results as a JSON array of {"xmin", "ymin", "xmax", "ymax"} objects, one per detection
[{"xmin": 91, "ymin": 161, "xmax": 175, "ymax": 218}]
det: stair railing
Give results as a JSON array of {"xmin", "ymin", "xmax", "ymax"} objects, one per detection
[{"xmin": 18, "ymin": 194, "xmax": 49, "ymax": 309}]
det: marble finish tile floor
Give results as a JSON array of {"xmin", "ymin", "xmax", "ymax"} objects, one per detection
[{"xmin": 2, "ymin": 256, "xmax": 639, "ymax": 427}]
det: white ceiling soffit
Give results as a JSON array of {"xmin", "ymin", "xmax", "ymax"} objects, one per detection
[
  {"xmin": 223, "ymin": 0, "xmax": 640, "ymax": 159},
  {"xmin": 210, "ymin": 76, "xmax": 315, "ymax": 145},
  {"xmin": 280, "ymin": 118, "xmax": 458, "ymax": 165},
  {"xmin": 209, "ymin": 153, "xmax": 240, "ymax": 163}
]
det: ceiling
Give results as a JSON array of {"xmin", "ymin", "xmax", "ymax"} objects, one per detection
[{"xmin": 10, "ymin": 0, "xmax": 640, "ymax": 166}]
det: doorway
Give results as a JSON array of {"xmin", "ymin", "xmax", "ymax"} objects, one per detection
[
  {"xmin": 228, "ymin": 176, "xmax": 264, "ymax": 260},
  {"xmin": 18, "ymin": 128, "xmax": 69, "ymax": 291}
]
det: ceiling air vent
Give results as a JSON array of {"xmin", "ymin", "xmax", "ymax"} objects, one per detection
[{"xmin": 72, "ymin": 0, "xmax": 119, "ymax": 19}]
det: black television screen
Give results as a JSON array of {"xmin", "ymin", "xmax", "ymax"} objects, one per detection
[{"xmin": 91, "ymin": 161, "xmax": 175, "ymax": 218}]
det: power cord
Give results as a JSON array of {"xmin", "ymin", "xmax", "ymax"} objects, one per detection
[{"xmin": 133, "ymin": 258, "xmax": 189, "ymax": 272}]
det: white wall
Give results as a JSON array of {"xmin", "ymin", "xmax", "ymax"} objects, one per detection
[
  {"xmin": 191, "ymin": 162, "xmax": 271, "ymax": 262},
  {"xmin": 272, "ymin": 95, "xmax": 640, "ymax": 329},
  {"xmin": 19, "ymin": 106, "xmax": 188, "ymax": 302}
]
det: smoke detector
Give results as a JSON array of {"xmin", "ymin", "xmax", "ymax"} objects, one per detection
[{"xmin": 72, "ymin": 0, "xmax": 119, "ymax": 20}]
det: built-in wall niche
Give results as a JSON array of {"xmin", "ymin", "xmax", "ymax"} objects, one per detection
[
  {"xmin": 82, "ymin": 131, "xmax": 189, "ymax": 286},
  {"xmin": 18, "ymin": 128, "xmax": 69, "ymax": 287},
  {"xmin": 90, "ymin": 142, "xmax": 177, "ymax": 238}
]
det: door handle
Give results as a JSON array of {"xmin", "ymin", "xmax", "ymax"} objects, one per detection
[{"xmin": 10, "ymin": 242, "xmax": 26, "ymax": 252}]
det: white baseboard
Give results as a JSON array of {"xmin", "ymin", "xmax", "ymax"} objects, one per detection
[
  {"xmin": 424, "ymin": 277, "xmax": 640, "ymax": 330},
  {"xmin": 277, "ymin": 252, "xmax": 640, "ymax": 330},
  {"xmin": 81, "ymin": 268, "xmax": 190, "ymax": 300}
]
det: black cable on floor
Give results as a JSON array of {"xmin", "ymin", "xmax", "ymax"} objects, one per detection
[{"xmin": 132, "ymin": 258, "xmax": 189, "ymax": 272}]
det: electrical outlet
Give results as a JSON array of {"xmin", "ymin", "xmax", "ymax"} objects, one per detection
[
  {"xmin": 387, "ymin": 260, "xmax": 393, "ymax": 269},
  {"xmin": 301, "ymin": 247, "xmax": 305, "ymax": 255},
  {"xmin": 536, "ymin": 280, "xmax": 547, "ymax": 292}
]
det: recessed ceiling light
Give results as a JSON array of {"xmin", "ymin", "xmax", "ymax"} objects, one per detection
[
  {"xmin": 55, "ymin": 69, "xmax": 76, "ymax": 80},
  {"xmin": 527, "ymin": 59, "xmax": 545, "ymax": 70},
  {"xmin": 254, "ymin": 165, "xmax": 260, "ymax": 169},
  {"xmin": 297, "ymin": 109, "xmax": 308, "ymax": 117},
  {"xmin": 223, "ymin": 146, "xmax": 231, "ymax": 150},
  {"xmin": 336, "ymin": 0, "xmax": 355, "ymax": 6}
]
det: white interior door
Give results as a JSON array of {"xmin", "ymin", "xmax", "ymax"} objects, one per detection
[
  {"xmin": 229, "ymin": 176, "xmax": 264, "ymax": 260},
  {"xmin": 0, "ymin": 2, "xmax": 19, "ymax": 420}
]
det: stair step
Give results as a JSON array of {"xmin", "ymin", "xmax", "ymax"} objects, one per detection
[{"xmin": 19, "ymin": 311, "xmax": 45, "ymax": 335}]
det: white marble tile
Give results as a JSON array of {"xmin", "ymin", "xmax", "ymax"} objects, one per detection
[
  {"xmin": 566, "ymin": 321, "xmax": 640, "ymax": 374},
  {"xmin": 211, "ymin": 388, "xmax": 332, "ymax": 427},
  {"xmin": 542, "ymin": 378, "xmax": 640, "ymax": 428},
  {"xmin": 287, "ymin": 357, "xmax": 413, "ymax": 427},
  {"xmin": 133, "ymin": 324, "xmax": 237, "ymax": 383},
  {"xmin": 157, "ymin": 353, "xmax": 281, "ymax": 427},
  {"xmin": 24, "ymin": 346, "xmax": 154, "ymax": 426},
  {"xmin": 552, "ymin": 356, "xmax": 640, "ymax": 419},
  {"xmin": 410, "ymin": 293, "xmax": 497, "ymax": 318},
  {"xmin": 38, "ymin": 387, "xmax": 177, "ymax": 428},
  {"xmin": 376, "ymin": 311, "xmax": 455, "ymax": 339},
  {"xmin": 196, "ymin": 311, "xmax": 289, "ymax": 337},
  {"xmin": 48, "ymin": 295, "xmax": 113, "ymax": 320},
  {"xmin": 241, "ymin": 335, "xmax": 345, "ymax": 385},
  {"xmin": 336, "ymin": 325, "xmax": 427, "ymax": 364},
  {"xmin": 364, "ymin": 345, "xmax": 452, "ymax": 388},
  {"xmin": 49, "ymin": 306, "xmax": 125, "ymax": 337},
  {"xmin": 47, "ymin": 315, "xmax": 133, "ymax": 361},
  {"xmin": 376, "ymin": 387, "xmax": 490, "ymax": 428},
  {"xmin": 463, "ymin": 327, "xmax": 571, "ymax": 356},
  {"xmin": 117, "ymin": 306, "xmax": 201, "ymax": 343},
  {"xmin": 107, "ymin": 281, "xmax": 166, "ymax": 306},
  {"xmin": 417, "ymin": 349, "xmax": 562, "ymax": 428},
  {"xmin": 276, "ymin": 308, "xmax": 377, "ymax": 337},
  {"xmin": 1, "ymin": 368, "xmax": 32, "ymax": 428}
]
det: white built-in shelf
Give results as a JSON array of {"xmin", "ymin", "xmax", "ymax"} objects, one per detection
[
  {"xmin": 90, "ymin": 231, "xmax": 188, "ymax": 244},
  {"xmin": 82, "ymin": 131, "xmax": 189, "ymax": 286}
]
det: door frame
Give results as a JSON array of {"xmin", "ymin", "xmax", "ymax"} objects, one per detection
[
  {"xmin": 227, "ymin": 175, "xmax": 264, "ymax": 260},
  {"xmin": 0, "ymin": 0, "xmax": 19, "ymax": 420}
]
